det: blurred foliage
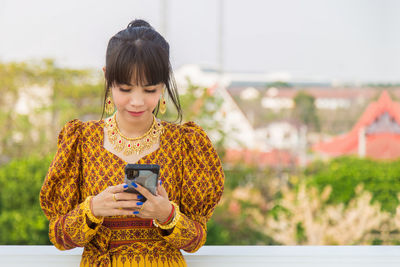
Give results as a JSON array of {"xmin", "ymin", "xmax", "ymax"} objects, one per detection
[
  {"xmin": 265, "ymin": 182, "xmax": 400, "ymax": 245},
  {"xmin": 292, "ymin": 91, "xmax": 320, "ymax": 131},
  {"xmin": 0, "ymin": 59, "xmax": 103, "ymax": 163},
  {"xmin": 207, "ymin": 156, "xmax": 400, "ymax": 245},
  {"xmin": 206, "ymin": 165, "xmax": 288, "ymax": 245},
  {"xmin": 206, "ymin": 207, "xmax": 278, "ymax": 245},
  {"xmin": 0, "ymin": 154, "xmax": 53, "ymax": 244},
  {"xmin": 161, "ymin": 79, "xmax": 226, "ymax": 156},
  {"xmin": 317, "ymin": 107, "xmax": 366, "ymax": 135},
  {"xmin": 366, "ymin": 83, "xmax": 400, "ymax": 88},
  {"xmin": 0, "ymin": 59, "xmax": 104, "ymax": 245},
  {"xmin": 265, "ymin": 81, "xmax": 292, "ymax": 88},
  {"xmin": 305, "ymin": 156, "xmax": 400, "ymax": 214}
]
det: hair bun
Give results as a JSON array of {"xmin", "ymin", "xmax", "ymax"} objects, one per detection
[{"xmin": 127, "ymin": 19, "xmax": 153, "ymax": 29}]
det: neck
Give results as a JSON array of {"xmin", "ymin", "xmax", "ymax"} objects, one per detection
[{"xmin": 115, "ymin": 112, "xmax": 154, "ymax": 138}]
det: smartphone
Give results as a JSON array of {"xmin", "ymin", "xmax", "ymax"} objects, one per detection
[{"xmin": 124, "ymin": 164, "xmax": 160, "ymax": 200}]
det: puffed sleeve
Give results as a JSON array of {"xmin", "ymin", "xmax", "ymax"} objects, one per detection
[
  {"xmin": 161, "ymin": 121, "xmax": 225, "ymax": 252},
  {"xmin": 40, "ymin": 120, "xmax": 105, "ymax": 250}
]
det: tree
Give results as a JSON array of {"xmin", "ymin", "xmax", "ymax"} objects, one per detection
[
  {"xmin": 292, "ymin": 91, "xmax": 320, "ymax": 131},
  {"xmin": 160, "ymin": 79, "xmax": 227, "ymax": 156},
  {"xmin": 0, "ymin": 60, "xmax": 103, "ymax": 163},
  {"xmin": 266, "ymin": 81, "xmax": 291, "ymax": 88}
]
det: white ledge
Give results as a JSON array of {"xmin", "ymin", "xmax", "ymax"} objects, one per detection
[{"xmin": 1, "ymin": 246, "xmax": 400, "ymax": 266}]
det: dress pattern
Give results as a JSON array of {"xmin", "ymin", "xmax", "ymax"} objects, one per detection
[{"xmin": 40, "ymin": 119, "xmax": 224, "ymax": 266}]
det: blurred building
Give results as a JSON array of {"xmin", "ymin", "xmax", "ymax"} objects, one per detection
[
  {"xmin": 233, "ymin": 86, "xmax": 378, "ymax": 112},
  {"xmin": 313, "ymin": 91, "xmax": 400, "ymax": 160},
  {"xmin": 175, "ymin": 64, "xmax": 400, "ymax": 165},
  {"xmin": 174, "ymin": 65, "xmax": 309, "ymax": 168}
]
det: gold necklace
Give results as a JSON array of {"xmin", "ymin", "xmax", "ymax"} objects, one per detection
[{"xmin": 105, "ymin": 113, "xmax": 163, "ymax": 156}]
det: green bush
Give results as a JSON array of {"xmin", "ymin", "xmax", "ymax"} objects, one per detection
[
  {"xmin": 0, "ymin": 154, "xmax": 53, "ymax": 244},
  {"xmin": 206, "ymin": 210, "xmax": 278, "ymax": 245},
  {"xmin": 306, "ymin": 156, "xmax": 400, "ymax": 214},
  {"xmin": 206, "ymin": 165, "xmax": 281, "ymax": 245}
]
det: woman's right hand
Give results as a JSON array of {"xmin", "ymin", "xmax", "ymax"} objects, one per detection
[{"xmin": 91, "ymin": 184, "xmax": 143, "ymax": 217}]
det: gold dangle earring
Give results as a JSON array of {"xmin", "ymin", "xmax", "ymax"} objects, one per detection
[
  {"xmin": 159, "ymin": 87, "xmax": 167, "ymax": 114},
  {"xmin": 105, "ymin": 91, "xmax": 115, "ymax": 115}
]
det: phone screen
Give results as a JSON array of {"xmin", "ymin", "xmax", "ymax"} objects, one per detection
[{"xmin": 124, "ymin": 164, "xmax": 160, "ymax": 197}]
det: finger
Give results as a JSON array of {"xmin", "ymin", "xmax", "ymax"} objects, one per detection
[
  {"xmin": 115, "ymin": 192, "xmax": 143, "ymax": 201},
  {"xmin": 115, "ymin": 200, "xmax": 144, "ymax": 210},
  {"xmin": 130, "ymin": 210, "xmax": 153, "ymax": 219},
  {"xmin": 157, "ymin": 184, "xmax": 169, "ymax": 198},
  {"xmin": 108, "ymin": 183, "xmax": 129, "ymax": 193},
  {"xmin": 109, "ymin": 192, "xmax": 131, "ymax": 202},
  {"xmin": 129, "ymin": 182, "xmax": 154, "ymax": 200}
]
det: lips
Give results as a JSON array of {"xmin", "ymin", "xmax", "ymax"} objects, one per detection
[{"xmin": 127, "ymin": 111, "xmax": 145, "ymax": 117}]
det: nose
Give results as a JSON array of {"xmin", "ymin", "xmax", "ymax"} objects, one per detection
[{"xmin": 128, "ymin": 90, "xmax": 145, "ymax": 106}]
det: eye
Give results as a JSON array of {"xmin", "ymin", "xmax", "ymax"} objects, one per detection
[
  {"xmin": 144, "ymin": 84, "xmax": 161, "ymax": 93},
  {"xmin": 119, "ymin": 88, "xmax": 131, "ymax": 92}
]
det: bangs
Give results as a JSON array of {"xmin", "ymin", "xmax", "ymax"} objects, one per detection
[{"xmin": 106, "ymin": 40, "xmax": 170, "ymax": 87}]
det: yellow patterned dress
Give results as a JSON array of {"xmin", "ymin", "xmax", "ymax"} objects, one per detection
[{"xmin": 39, "ymin": 119, "xmax": 224, "ymax": 267}]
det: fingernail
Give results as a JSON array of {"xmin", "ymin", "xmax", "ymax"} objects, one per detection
[
  {"xmin": 137, "ymin": 195, "xmax": 144, "ymax": 199},
  {"xmin": 133, "ymin": 211, "xmax": 139, "ymax": 215},
  {"xmin": 123, "ymin": 184, "xmax": 128, "ymax": 188},
  {"xmin": 159, "ymin": 180, "xmax": 162, "ymax": 186},
  {"xmin": 136, "ymin": 202, "xmax": 143, "ymax": 206},
  {"xmin": 131, "ymin": 182, "xmax": 138, "ymax": 188}
]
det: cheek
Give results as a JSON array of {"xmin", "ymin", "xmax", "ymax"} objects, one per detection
[
  {"xmin": 111, "ymin": 89, "xmax": 127, "ymax": 107},
  {"xmin": 146, "ymin": 93, "xmax": 162, "ymax": 109}
]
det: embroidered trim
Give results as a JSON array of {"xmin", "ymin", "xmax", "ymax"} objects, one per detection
[{"xmin": 103, "ymin": 218, "xmax": 153, "ymax": 229}]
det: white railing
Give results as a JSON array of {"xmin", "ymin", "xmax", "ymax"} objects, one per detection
[{"xmin": 1, "ymin": 246, "xmax": 400, "ymax": 266}]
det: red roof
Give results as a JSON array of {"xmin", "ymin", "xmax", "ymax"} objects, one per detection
[
  {"xmin": 313, "ymin": 91, "xmax": 400, "ymax": 160},
  {"xmin": 366, "ymin": 134, "xmax": 400, "ymax": 160}
]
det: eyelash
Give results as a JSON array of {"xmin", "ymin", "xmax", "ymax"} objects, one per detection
[{"xmin": 119, "ymin": 88, "xmax": 157, "ymax": 93}]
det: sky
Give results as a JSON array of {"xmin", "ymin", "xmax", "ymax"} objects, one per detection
[{"xmin": 0, "ymin": 0, "xmax": 399, "ymax": 83}]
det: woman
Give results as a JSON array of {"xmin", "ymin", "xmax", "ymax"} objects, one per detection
[{"xmin": 40, "ymin": 19, "xmax": 224, "ymax": 266}]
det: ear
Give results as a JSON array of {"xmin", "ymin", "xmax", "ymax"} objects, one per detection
[{"xmin": 102, "ymin": 66, "xmax": 106, "ymax": 75}]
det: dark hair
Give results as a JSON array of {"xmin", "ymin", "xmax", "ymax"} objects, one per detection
[{"xmin": 101, "ymin": 19, "xmax": 182, "ymax": 122}]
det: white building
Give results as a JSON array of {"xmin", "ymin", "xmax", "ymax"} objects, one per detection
[
  {"xmin": 256, "ymin": 121, "xmax": 307, "ymax": 151},
  {"xmin": 174, "ymin": 64, "xmax": 260, "ymax": 150}
]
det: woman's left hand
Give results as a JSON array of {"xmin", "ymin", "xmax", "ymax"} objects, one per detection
[{"xmin": 133, "ymin": 182, "xmax": 173, "ymax": 222}]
